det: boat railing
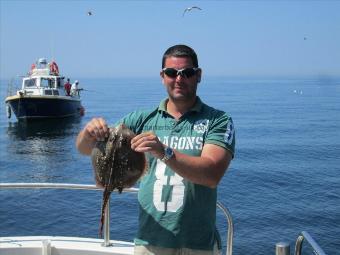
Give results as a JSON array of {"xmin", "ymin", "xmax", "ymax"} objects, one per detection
[
  {"xmin": 0, "ymin": 182, "xmax": 234, "ymax": 255},
  {"xmin": 295, "ymin": 231, "xmax": 327, "ymax": 255},
  {"xmin": 6, "ymin": 77, "xmax": 21, "ymax": 97},
  {"xmin": 276, "ymin": 231, "xmax": 327, "ymax": 255}
]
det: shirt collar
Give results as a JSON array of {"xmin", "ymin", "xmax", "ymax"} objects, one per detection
[{"xmin": 158, "ymin": 96, "xmax": 203, "ymax": 114}]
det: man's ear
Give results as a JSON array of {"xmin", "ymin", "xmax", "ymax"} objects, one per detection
[
  {"xmin": 197, "ymin": 68, "xmax": 202, "ymax": 83},
  {"xmin": 160, "ymin": 71, "xmax": 165, "ymax": 84}
]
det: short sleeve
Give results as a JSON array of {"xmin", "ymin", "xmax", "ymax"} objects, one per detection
[{"xmin": 205, "ymin": 114, "xmax": 235, "ymax": 158}]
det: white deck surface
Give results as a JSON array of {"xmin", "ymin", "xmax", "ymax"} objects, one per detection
[{"xmin": 0, "ymin": 236, "xmax": 134, "ymax": 255}]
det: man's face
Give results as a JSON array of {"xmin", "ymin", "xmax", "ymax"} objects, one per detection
[{"xmin": 160, "ymin": 56, "xmax": 201, "ymax": 103}]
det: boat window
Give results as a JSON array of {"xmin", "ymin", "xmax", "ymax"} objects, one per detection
[
  {"xmin": 44, "ymin": 90, "xmax": 53, "ymax": 95},
  {"xmin": 24, "ymin": 79, "xmax": 37, "ymax": 87},
  {"xmin": 53, "ymin": 90, "xmax": 59, "ymax": 95},
  {"xmin": 41, "ymin": 78, "xmax": 56, "ymax": 88},
  {"xmin": 40, "ymin": 78, "xmax": 49, "ymax": 88},
  {"xmin": 57, "ymin": 78, "xmax": 62, "ymax": 88}
]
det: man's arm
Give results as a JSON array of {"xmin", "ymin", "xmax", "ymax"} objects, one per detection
[
  {"xmin": 76, "ymin": 117, "xmax": 109, "ymax": 155},
  {"xmin": 131, "ymin": 132, "xmax": 232, "ymax": 188},
  {"xmin": 166, "ymin": 144, "xmax": 232, "ymax": 188}
]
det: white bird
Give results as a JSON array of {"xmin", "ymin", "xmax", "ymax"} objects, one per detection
[{"xmin": 182, "ymin": 6, "xmax": 202, "ymax": 17}]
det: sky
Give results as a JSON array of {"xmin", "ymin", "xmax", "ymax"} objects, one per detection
[{"xmin": 1, "ymin": 0, "xmax": 340, "ymax": 79}]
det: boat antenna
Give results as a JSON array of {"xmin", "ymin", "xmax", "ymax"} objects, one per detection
[{"xmin": 50, "ymin": 34, "xmax": 55, "ymax": 61}]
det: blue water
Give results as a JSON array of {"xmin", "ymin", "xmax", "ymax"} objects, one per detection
[{"xmin": 1, "ymin": 76, "xmax": 339, "ymax": 254}]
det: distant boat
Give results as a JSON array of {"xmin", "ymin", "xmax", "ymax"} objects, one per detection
[{"xmin": 5, "ymin": 58, "xmax": 85, "ymax": 120}]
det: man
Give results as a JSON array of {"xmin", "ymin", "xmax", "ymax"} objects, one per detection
[
  {"xmin": 71, "ymin": 80, "xmax": 79, "ymax": 96},
  {"xmin": 64, "ymin": 78, "xmax": 71, "ymax": 96},
  {"xmin": 76, "ymin": 44, "xmax": 235, "ymax": 255}
]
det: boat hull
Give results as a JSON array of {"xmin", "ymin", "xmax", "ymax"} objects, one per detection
[{"xmin": 5, "ymin": 95, "xmax": 83, "ymax": 120}]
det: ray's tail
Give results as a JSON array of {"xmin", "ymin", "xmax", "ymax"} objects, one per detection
[{"xmin": 99, "ymin": 188, "xmax": 112, "ymax": 238}]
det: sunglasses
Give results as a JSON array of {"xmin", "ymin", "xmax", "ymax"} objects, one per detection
[{"xmin": 162, "ymin": 67, "xmax": 200, "ymax": 78}]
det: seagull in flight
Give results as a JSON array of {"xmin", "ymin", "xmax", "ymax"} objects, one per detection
[
  {"xmin": 87, "ymin": 11, "xmax": 93, "ymax": 16},
  {"xmin": 182, "ymin": 6, "xmax": 202, "ymax": 17}
]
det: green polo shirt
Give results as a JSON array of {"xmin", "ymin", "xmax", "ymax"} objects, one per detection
[{"xmin": 117, "ymin": 97, "xmax": 235, "ymax": 251}]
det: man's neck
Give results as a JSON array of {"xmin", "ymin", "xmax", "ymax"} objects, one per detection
[{"xmin": 166, "ymin": 97, "xmax": 196, "ymax": 120}]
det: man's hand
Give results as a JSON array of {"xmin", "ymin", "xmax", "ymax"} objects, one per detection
[
  {"xmin": 131, "ymin": 131, "xmax": 164, "ymax": 159},
  {"xmin": 76, "ymin": 117, "xmax": 109, "ymax": 155},
  {"xmin": 83, "ymin": 117, "xmax": 109, "ymax": 142}
]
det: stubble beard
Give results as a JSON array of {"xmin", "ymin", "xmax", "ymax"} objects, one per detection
[{"xmin": 167, "ymin": 84, "xmax": 197, "ymax": 105}]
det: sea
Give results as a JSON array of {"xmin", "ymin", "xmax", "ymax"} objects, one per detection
[{"xmin": 0, "ymin": 76, "xmax": 339, "ymax": 254}]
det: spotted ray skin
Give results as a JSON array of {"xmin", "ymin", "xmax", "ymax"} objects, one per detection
[{"xmin": 91, "ymin": 124, "xmax": 147, "ymax": 238}]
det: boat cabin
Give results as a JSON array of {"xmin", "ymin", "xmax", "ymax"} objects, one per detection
[
  {"xmin": 21, "ymin": 76, "xmax": 65, "ymax": 96},
  {"xmin": 17, "ymin": 58, "xmax": 72, "ymax": 97}
]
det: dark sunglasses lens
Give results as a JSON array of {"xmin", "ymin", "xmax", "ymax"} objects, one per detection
[
  {"xmin": 164, "ymin": 68, "xmax": 178, "ymax": 78},
  {"xmin": 181, "ymin": 68, "xmax": 196, "ymax": 78}
]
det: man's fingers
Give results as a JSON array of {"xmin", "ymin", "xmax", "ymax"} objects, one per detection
[
  {"xmin": 131, "ymin": 132, "xmax": 164, "ymax": 159},
  {"xmin": 86, "ymin": 118, "xmax": 109, "ymax": 141},
  {"xmin": 131, "ymin": 131, "xmax": 155, "ymax": 143},
  {"xmin": 131, "ymin": 137, "xmax": 157, "ymax": 150},
  {"xmin": 135, "ymin": 146, "xmax": 153, "ymax": 153}
]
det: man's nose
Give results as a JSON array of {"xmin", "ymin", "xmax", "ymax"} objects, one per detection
[{"xmin": 175, "ymin": 73, "xmax": 185, "ymax": 81}]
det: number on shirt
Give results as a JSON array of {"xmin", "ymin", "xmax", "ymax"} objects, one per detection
[{"xmin": 153, "ymin": 159, "xmax": 185, "ymax": 212}]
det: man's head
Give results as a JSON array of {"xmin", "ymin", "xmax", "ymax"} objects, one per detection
[
  {"xmin": 161, "ymin": 44, "xmax": 202, "ymax": 105},
  {"xmin": 162, "ymin": 44, "xmax": 198, "ymax": 68}
]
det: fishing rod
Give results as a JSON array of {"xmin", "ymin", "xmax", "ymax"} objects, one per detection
[{"xmin": 78, "ymin": 88, "xmax": 99, "ymax": 93}]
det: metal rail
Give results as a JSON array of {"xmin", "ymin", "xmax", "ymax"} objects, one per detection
[
  {"xmin": 0, "ymin": 183, "xmax": 137, "ymax": 247},
  {"xmin": 0, "ymin": 183, "xmax": 233, "ymax": 254},
  {"xmin": 275, "ymin": 231, "xmax": 327, "ymax": 255},
  {"xmin": 295, "ymin": 231, "xmax": 327, "ymax": 255},
  {"xmin": 217, "ymin": 201, "xmax": 233, "ymax": 255},
  {"xmin": 0, "ymin": 182, "xmax": 138, "ymax": 192}
]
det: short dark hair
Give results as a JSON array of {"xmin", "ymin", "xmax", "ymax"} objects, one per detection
[{"xmin": 162, "ymin": 44, "xmax": 198, "ymax": 68}]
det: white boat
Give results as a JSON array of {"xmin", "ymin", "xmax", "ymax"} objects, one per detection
[
  {"xmin": 5, "ymin": 58, "xmax": 84, "ymax": 120},
  {"xmin": 0, "ymin": 183, "xmax": 326, "ymax": 255}
]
